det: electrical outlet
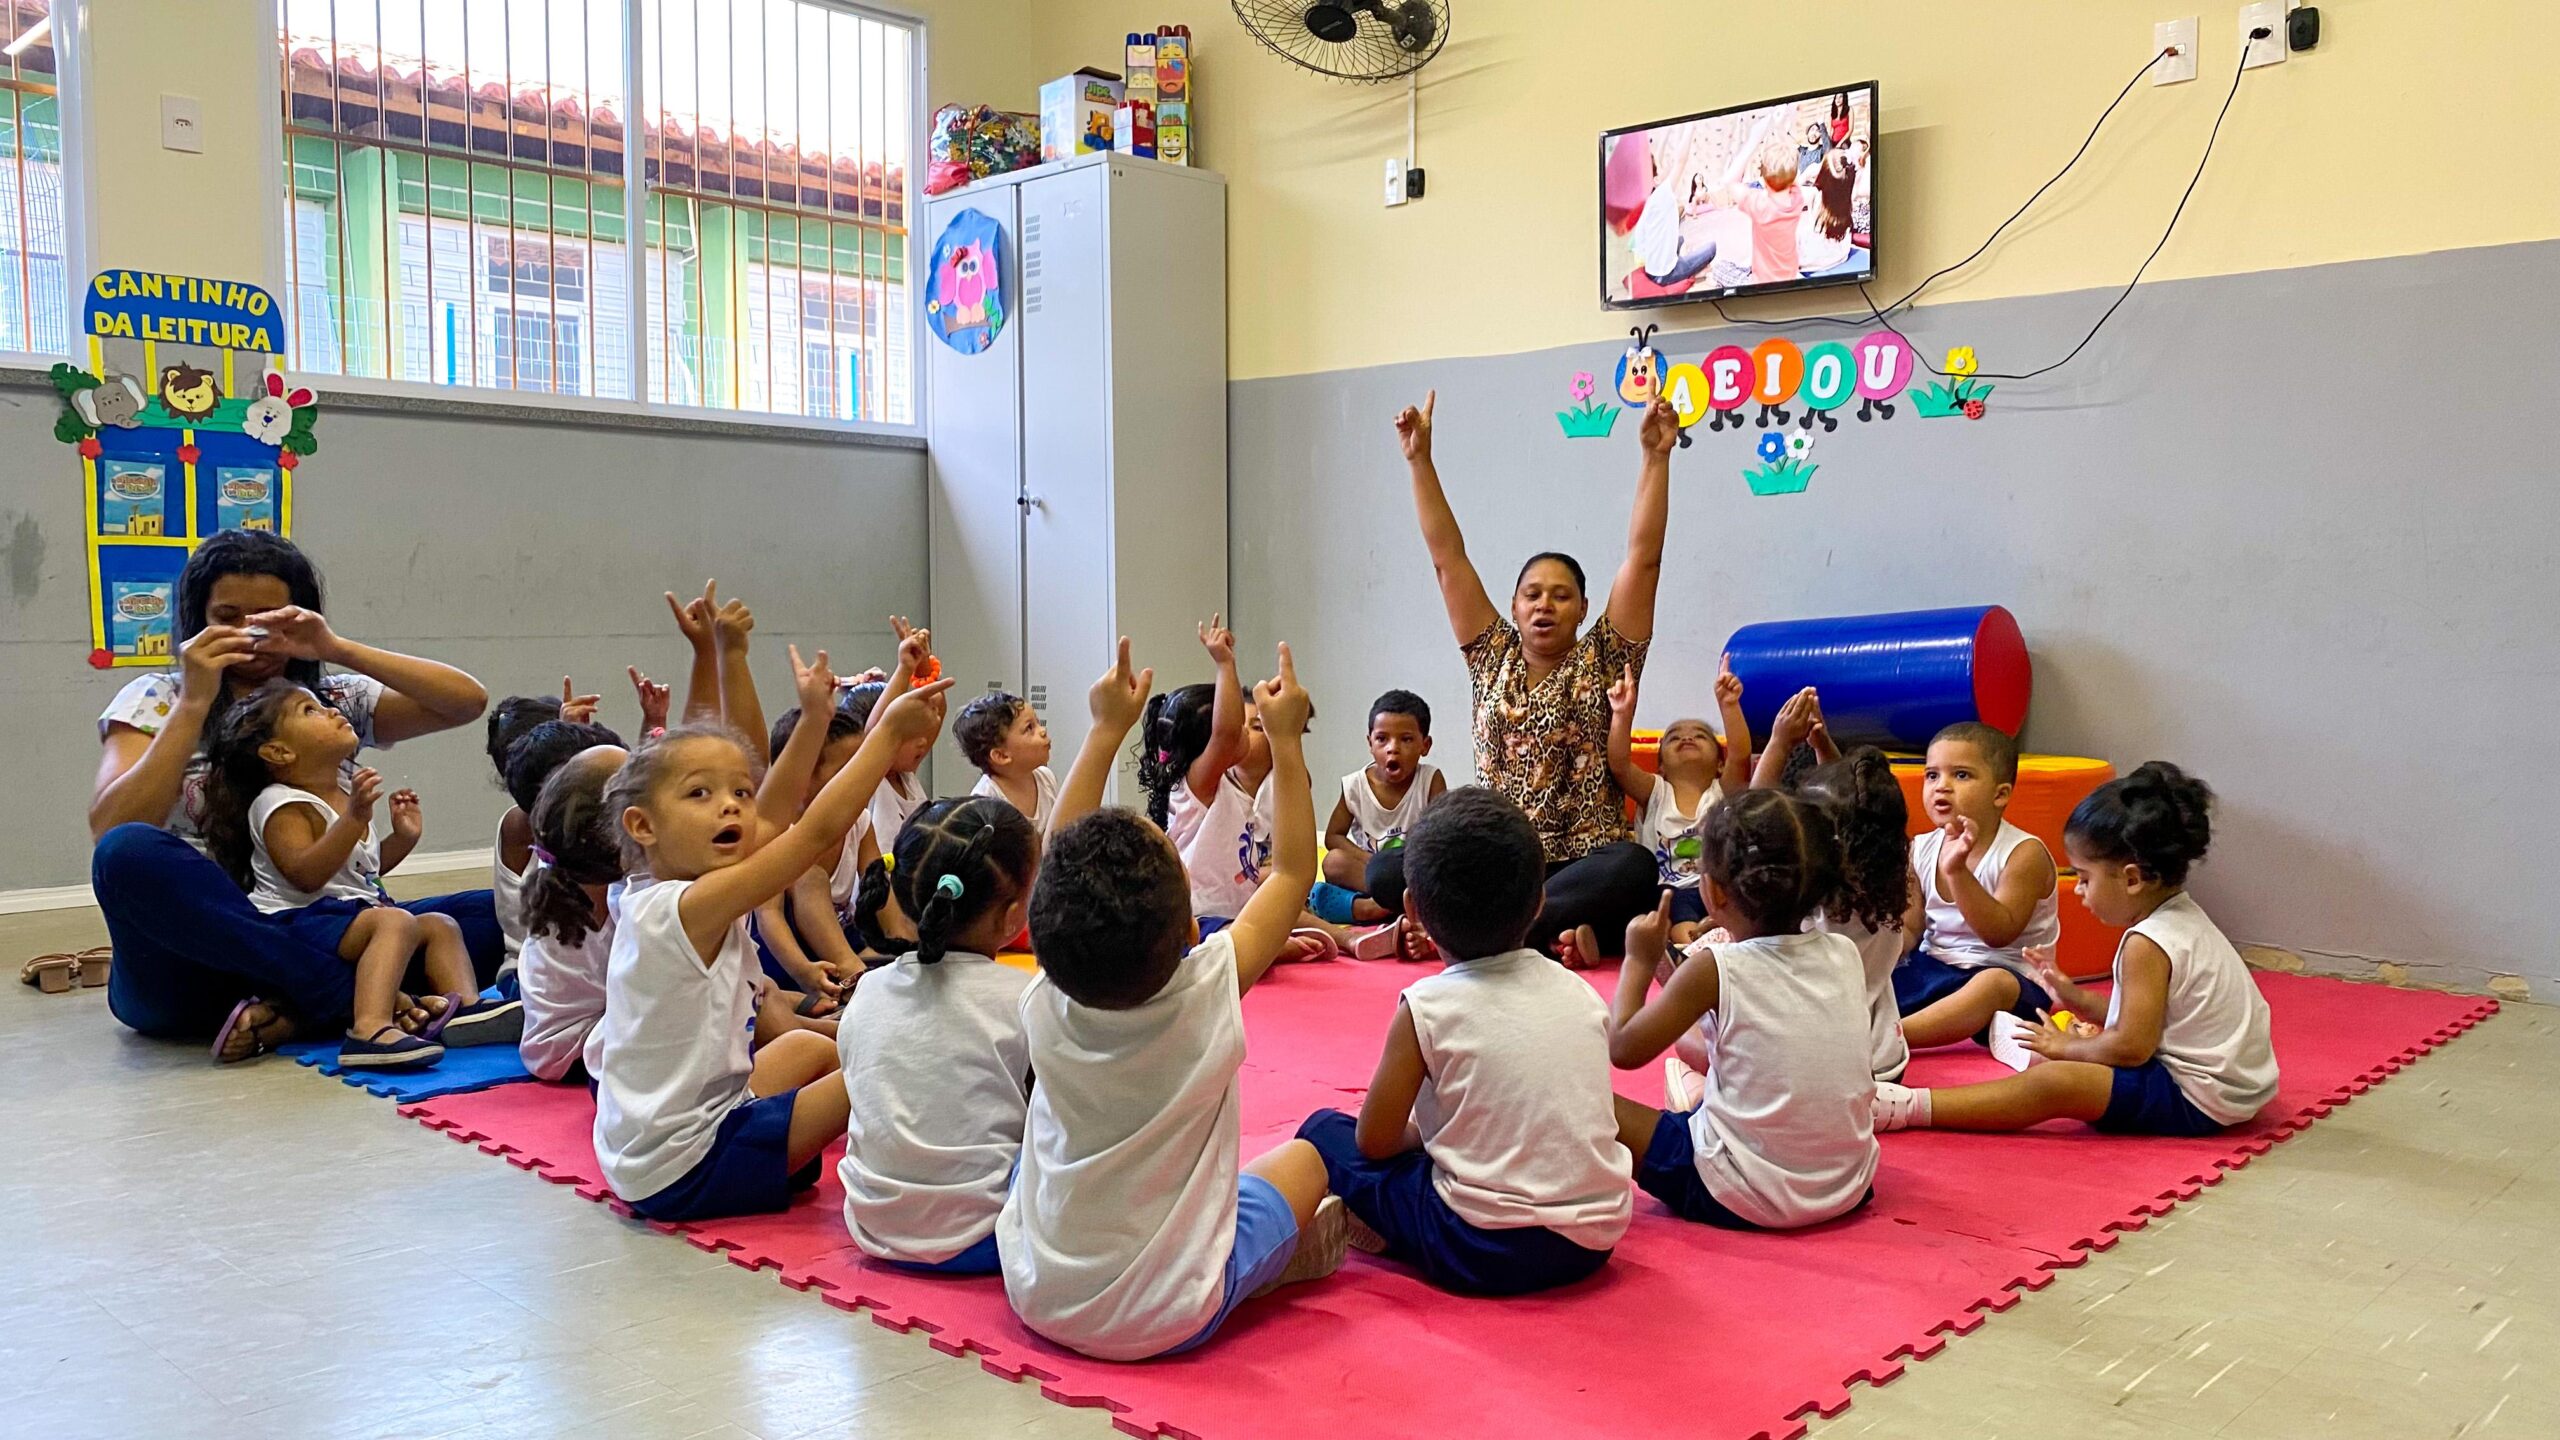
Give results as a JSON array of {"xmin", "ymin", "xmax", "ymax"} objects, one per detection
[
  {"xmin": 2238, "ymin": 2, "xmax": 2286, "ymax": 67},
  {"xmin": 1383, "ymin": 157, "xmax": 1409, "ymax": 208},
  {"xmin": 2153, "ymin": 18, "xmax": 2198, "ymax": 83},
  {"xmin": 161, "ymin": 94, "xmax": 204, "ymax": 154}
]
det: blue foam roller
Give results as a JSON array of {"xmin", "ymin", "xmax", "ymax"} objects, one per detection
[{"xmin": 1723, "ymin": 605, "xmax": 2029, "ymax": 753}]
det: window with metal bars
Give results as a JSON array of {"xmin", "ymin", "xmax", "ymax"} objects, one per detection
[
  {"xmin": 279, "ymin": 0, "xmax": 913, "ymax": 426},
  {"xmin": 0, "ymin": 1, "xmax": 69, "ymax": 358}
]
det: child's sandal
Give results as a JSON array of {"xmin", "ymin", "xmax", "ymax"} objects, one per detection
[{"xmin": 338, "ymin": 1026, "xmax": 445, "ymax": 1071}]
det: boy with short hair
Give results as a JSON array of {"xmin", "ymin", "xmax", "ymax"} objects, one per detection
[
  {"xmin": 998, "ymin": 643, "xmax": 1348, "ymax": 1362},
  {"xmin": 1894, "ymin": 721, "xmax": 2060, "ymax": 1049},
  {"xmin": 1296, "ymin": 786, "xmax": 1632, "ymax": 1296},
  {"xmin": 1321, "ymin": 689, "xmax": 1446, "ymax": 921},
  {"xmin": 955, "ymin": 691, "xmax": 1058, "ymax": 836}
]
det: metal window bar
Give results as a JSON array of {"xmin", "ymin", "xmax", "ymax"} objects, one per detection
[{"xmin": 1, "ymin": 1, "xmax": 66, "ymax": 356}]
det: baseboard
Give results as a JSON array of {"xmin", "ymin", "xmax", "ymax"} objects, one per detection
[{"xmin": 0, "ymin": 846, "xmax": 497, "ymax": 917}]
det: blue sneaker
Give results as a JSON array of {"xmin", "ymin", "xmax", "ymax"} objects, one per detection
[{"xmin": 340, "ymin": 1027, "xmax": 444, "ymax": 1071}]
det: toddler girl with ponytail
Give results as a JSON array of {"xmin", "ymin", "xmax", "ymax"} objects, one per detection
[
  {"xmin": 840, "ymin": 796, "xmax": 1042, "ymax": 1272},
  {"xmin": 515, "ymin": 741, "xmax": 629, "ymax": 1083}
]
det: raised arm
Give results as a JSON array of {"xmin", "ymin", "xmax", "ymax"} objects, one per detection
[
  {"xmin": 667, "ymin": 583, "xmax": 723, "ymax": 724},
  {"xmin": 1750, "ymin": 687, "xmax": 1821, "ymax": 791},
  {"xmin": 90, "ymin": 627, "xmax": 258, "ymax": 836},
  {"xmin": 1604, "ymin": 664, "xmax": 1656, "ymax": 804},
  {"xmin": 1226, "ymin": 645, "xmax": 1317, "ymax": 996},
  {"xmin": 1398, "ymin": 392, "xmax": 1502, "ymax": 648},
  {"xmin": 710, "ymin": 593, "xmax": 766, "ymax": 761},
  {"xmin": 244, "ymin": 606, "xmax": 489, "ymax": 745},
  {"xmin": 866, "ymin": 618, "xmax": 930, "ymax": 728},
  {"xmin": 756, "ymin": 645, "xmax": 837, "ymax": 827},
  {"xmin": 1187, "ymin": 616, "xmax": 1247, "ymax": 802},
  {"xmin": 680, "ymin": 680, "xmax": 955, "ymax": 959},
  {"xmin": 1606, "ymin": 891, "xmax": 1718, "ymax": 1068},
  {"xmin": 1604, "ymin": 399, "xmax": 1678, "ymax": 644},
  {"xmin": 1713, "ymin": 657, "xmax": 1753, "ymax": 795},
  {"xmin": 1055, "ymin": 637, "xmax": 1154, "ymax": 836}
]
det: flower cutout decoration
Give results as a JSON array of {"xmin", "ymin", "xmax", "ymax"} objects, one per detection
[
  {"xmin": 176, "ymin": 443, "xmax": 201, "ymax": 466},
  {"xmin": 1756, "ymin": 432, "xmax": 1788, "ymax": 464},
  {"xmin": 75, "ymin": 436, "xmax": 100, "ymax": 459},
  {"xmin": 1944, "ymin": 346, "xmax": 1978, "ymax": 377},
  {"xmin": 1568, "ymin": 371, "xmax": 1597, "ymax": 402},
  {"xmin": 1786, "ymin": 430, "xmax": 1816, "ymax": 459}
]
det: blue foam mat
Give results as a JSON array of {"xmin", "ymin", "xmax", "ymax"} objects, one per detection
[{"xmin": 279, "ymin": 1036, "xmax": 535, "ymax": 1101}]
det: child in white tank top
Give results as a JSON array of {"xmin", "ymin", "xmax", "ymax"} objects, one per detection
[
  {"xmin": 1604, "ymin": 657, "xmax": 1753, "ymax": 939},
  {"xmin": 1319, "ymin": 691, "xmax": 1447, "ymax": 928},
  {"xmin": 1876, "ymin": 764, "xmax": 2279, "ymax": 1138},
  {"xmin": 1893, "ymin": 724, "xmax": 2060, "ymax": 1050},
  {"xmin": 1602, "ymin": 788, "xmax": 1880, "ymax": 1230}
]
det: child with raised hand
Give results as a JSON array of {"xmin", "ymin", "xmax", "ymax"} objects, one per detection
[
  {"xmin": 1607, "ymin": 655, "xmax": 1753, "ymax": 938},
  {"xmin": 857, "ymin": 617, "xmax": 943, "ymax": 847},
  {"xmin": 839, "ymin": 639, "xmax": 1155, "ymax": 1274},
  {"xmin": 956, "ymin": 691, "xmax": 1057, "ymax": 835},
  {"xmin": 1601, "ymin": 789, "xmax": 1880, "ymax": 1231},
  {"xmin": 202, "ymin": 681, "xmax": 518, "ymax": 1069},
  {"xmin": 1895, "ymin": 722, "xmax": 2060, "ymax": 1050},
  {"xmin": 751, "ymin": 702, "xmax": 877, "ymax": 1003},
  {"xmin": 1000, "ymin": 643, "xmax": 1350, "ymax": 1361},
  {"xmin": 515, "ymin": 740, "xmax": 630, "ymax": 1083},
  {"xmin": 1139, "ymin": 614, "xmax": 1265, "ymax": 928},
  {"xmin": 584, "ymin": 659, "xmax": 953, "ymax": 1224},
  {"xmin": 1875, "ymin": 764, "xmax": 2278, "ymax": 1136},
  {"xmin": 1298, "ymin": 786, "xmax": 1631, "ymax": 1294},
  {"xmin": 1319, "ymin": 689, "xmax": 1445, "ymax": 924},
  {"xmin": 664, "ymin": 579, "xmax": 767, "ymax": 752}
]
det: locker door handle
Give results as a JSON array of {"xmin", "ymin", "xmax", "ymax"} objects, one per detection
[{"xmin": 1018, "ymin": 493, "xmax": 1046, "ymax": 511}]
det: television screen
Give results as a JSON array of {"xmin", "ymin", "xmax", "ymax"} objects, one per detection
[{"xmin": 1601, "ymin": 82, "xmax": 1877, "ymax": 309}]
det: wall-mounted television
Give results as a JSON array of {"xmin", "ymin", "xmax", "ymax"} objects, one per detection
[{"xmin": 1602, "ymin": 82, "xmax": 1877, "ymax": 310}]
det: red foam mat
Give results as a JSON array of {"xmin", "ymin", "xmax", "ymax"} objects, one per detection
[{"xmin": 403, "ymin": 966, "xmax": 2494, "ymax": 1440}]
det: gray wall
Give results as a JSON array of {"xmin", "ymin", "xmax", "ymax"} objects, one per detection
[
  {"xmin": 1232, "ymin": 241, "xmax": 2559, "ymax": 998},
  {"xmin": 0, "ymin": 385, "xmax": 927, "ymax": 890}
]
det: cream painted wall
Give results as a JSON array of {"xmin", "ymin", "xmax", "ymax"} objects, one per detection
[
  {"xmin": 1033, "ymin": 0, "xmax": 2560, "ymax": 380},
  {"xmin": 76, "ymin": 0, "xmax": 1034, "ymax": 299}
]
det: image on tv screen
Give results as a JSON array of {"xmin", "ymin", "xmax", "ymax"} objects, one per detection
[{"xmin": 1602, "ymin": 83, "xmax": 1876, "ymax": 309}]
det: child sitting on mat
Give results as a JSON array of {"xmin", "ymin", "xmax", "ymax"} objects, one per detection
[
  {"xmin": 585, "ymin": 648, "xmax": 950, "ymax": 1224},
  {"xmin": 840, "ymin": 640, "xmax": 1151, "ymax": 1274},
  {"xmin": 1298, "ymin": 786, "xmax": 1631, "ymax": 1294},
  {"xmin": 1606, "ymin": 655, "xmax": 1753, "ymax": 939},
  {"xmin": 1599, "ymin": 788, "xmax": 1880, "ymax": 1230},
  {"xmin": 999, "ymin": 643, "xmax": 1349, "ymax": 1361},
  {"xmin": 1139, "ymin": 616, "xmax": 1336, "ymax": 952},
  {"xmin": 515, "ymin": 740, "xmax": 630, "ymax": 1084},
  {"xmin": 485, "ymin": 689, "xmax": 571, "ymax": 972},
  {"xmin": 852, "ymin": 619, "xmax": 943, "ymax": 850},
  {"xmin": 748, "ymin": 703, "xmax": 878, "ymax": 1012},
  {"xmin": 1317, "ymin": 689, "xmax": 1445, "ymax": 924},
  {"xmin": 203, "ymin": 680, "xmax": 519, "ymax": 1070},
  {"xmin": 956, "ymin": 691, "xmax": 1059, "ymax": 837},
  {"xmin": 1874, "ymin": 764, "xmax": 2279, "ymax": 1136},
  {"xmin": 1895, "ymin": 721, "xmax": 2059, "ymax": 1049}
]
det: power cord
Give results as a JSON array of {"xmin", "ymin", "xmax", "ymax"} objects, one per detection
[{"xmin": 1713, "ymin": 31, "xmax": 2263, "ymax": 383}]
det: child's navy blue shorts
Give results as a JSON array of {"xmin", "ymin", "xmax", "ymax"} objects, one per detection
[
  {"xmin": 1668, "ymin": 886, "xmax": 1709, "ymax": 926},
  {"xmin": 1297, "ymin": 1109, "xmax": 1611, "ymax": 1296},
  {"xmin": 882, "ymin": 1231, "xmax": 1001, "ymax": 1276},
  {"xmin": 269, "ymin": 896, "xmax": 380, "ymax": 955},
  {"xmin": 628, "ymin": 1089, "xmax": 821, "ymax": 1223},
  {"xmin": 1637, "ymin": 1111, "xmax": 1876, "ymax": 1228},
  {"xmin": 1892, "ymin": 950, "xmax": 2054, "ymax": 1032},
  {"xmin": 2096, "ymin": 1057, "xmax": 2226, "ymax": 1137}
]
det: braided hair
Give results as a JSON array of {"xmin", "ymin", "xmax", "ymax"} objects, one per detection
[
  {"xmin": 1135, "ymin": 683, "xmax": 1216, "ymax": 828},
  {"xmin": 1792, "ymin": 747, "xmax": 1908, "ymax": 932},
  {"xmin": 1699, "ymin": 788, "xmax": 1845, "ymax": 935},
  {"xmin": 852, "ymin": 796, "xmax": 1037, "ymax": 963}
]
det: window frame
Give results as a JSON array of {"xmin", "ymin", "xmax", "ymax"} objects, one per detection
[
  {"xmin": 0, "ymin": 0, "xmax": 92, "ymax": 367},
  {"xmin": 271, "ymin": 0, "xmax": 925, "ymax": 440}
]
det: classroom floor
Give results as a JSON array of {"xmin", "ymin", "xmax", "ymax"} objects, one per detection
[{"xmin": 4, "ymin": 885, "xmax": 2555, "ymax": 1440}]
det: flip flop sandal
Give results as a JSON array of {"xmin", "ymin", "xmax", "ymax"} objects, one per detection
[
  {"xmin": 1285, "ymin": 928, "xmax": 1341, "ymax": 963},
  {"xmin": 417, "ymin": 992, "xmax": 469, "ymax": 1043},
  {"xmin": 212, "ymin": 997, "xmax": 283, "ymax": 1063}
]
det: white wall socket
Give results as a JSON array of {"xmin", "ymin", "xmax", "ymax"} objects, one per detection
[
  {"xmin": 1383, "ymin": 156, "xmax": 1409, "ymax": 208},
  {"xmin": 2238, "ymin": 2, "xmax": 2286, "ymax": 68},
  {"xmin": 161, "ymin": 94, "xmax": 204, "ymax": 154},
  {"xmin": 2154, "ymin": 17, "xmax": 2199, "ymax": 83}
]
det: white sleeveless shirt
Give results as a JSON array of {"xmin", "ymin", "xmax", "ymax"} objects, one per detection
[
  {"xmin": 586, "ymin": 879, "xmax": 758, "ymax": 1203},
  {"xmin": 1638, "ymin": 778, "xmax": 1721, "ymax": 890},
  {"xmin": 1167, "ymin": 770, "xmax": 1268, "ymax": 920},
  {"xmin": 2110, "ymin": 893, "xmax": 2280, "ymax": 1125},
  {"xmin": 491, "ymin": 815, "xmax": 530, "ymax": 967},
  {"xmin": 1402, "ymin": 950, "xmax": 1632, "ymax": 1251},
  {"xmin": 1686, "ymin": 931, "xmax": 1879, "ymax": 1228},
  {"xmin": 1340, "ymin": 762, "xmax": 1439, "ymax": 852},
  {"xmin": 1910, "ymin": 820, "xmax": 2059, "ymax": 971},
  {"xmin": 1813, "ymin": 911, "xmax": 1910, "ymax": 1083}
]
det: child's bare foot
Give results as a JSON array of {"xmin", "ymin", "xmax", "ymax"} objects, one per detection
[
  {"xmin": 1395, "ymin": 913, "xmax": 1438, "ymax": 963},
  {"xmin": 212, "ymin": 999, "xmax": 296, "ymax": 1063},
  {"xmin": 1556, "ymin": 924, "xmax": 1603, "ymax": 970}
]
